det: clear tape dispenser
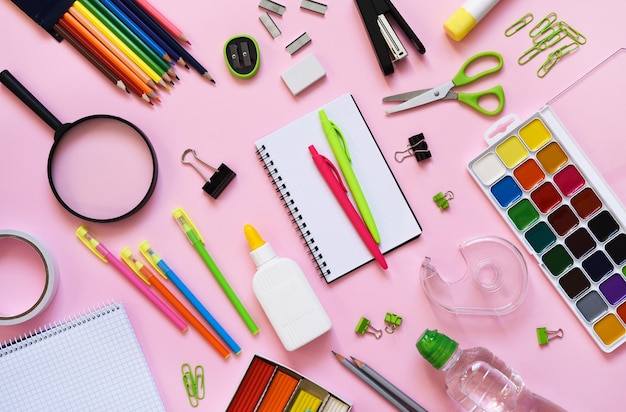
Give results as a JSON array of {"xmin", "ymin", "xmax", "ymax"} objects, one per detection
[{"xmin": 420, "ymin": 236, "xmax": 528, "ymax": 316}]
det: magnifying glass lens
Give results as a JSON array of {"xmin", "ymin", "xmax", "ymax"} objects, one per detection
[{"xmin": 49, "ymin": 118, "xmax": 155, "ymax": 221}]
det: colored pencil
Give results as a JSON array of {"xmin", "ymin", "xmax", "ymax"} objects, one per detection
[
  {"xmin": 332, "ymin": 351, "xmax": 412, "ymax": 412},
  {"xmin": 106, "ymin": 0, "xmax": 186, "ymax": 67},
  {"xmin": 97, "ymin": 0, "xmax": 173, "ymax": 64},
  {"xmin": 81, "ymin": 0, "xmax": 175, "ymax": 82},
  {"xmin": 64, "ymin": 8, "xmax": 157, "ymax": 91},
  {"xmin": 135, "ymin": 0, "xmax": 190, "ymax": 44},
  {"xmin": 54, "ymin": 23, "xmax": 128, "ymax": 94},
  {"xmin": 71, "ymin": 1, "xmax": 169, "ymax": 89},
  {"xmin": 118, "ymin": 0, "xmax": 214, "ymax": 82},
  {"xmin": 60, "ymin": 12, "xmax": 158, "ymax": 103},
  {"xmin": 351, "ymin": 357, "xmax": 428, "ymax": 412}
]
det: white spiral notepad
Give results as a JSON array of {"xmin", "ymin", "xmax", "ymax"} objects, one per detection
[
  {"xmin": 0, "ymin": 302, "xmax": 166, "ymax": 411},
  {"xmin": 255, "ymin": 94, "xmax": 422, "ymax": 282}
]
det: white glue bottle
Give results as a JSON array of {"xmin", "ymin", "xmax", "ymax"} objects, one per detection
[{"xmin": 244, "ymin": 224, "xmax": 332, "ymax": 351}]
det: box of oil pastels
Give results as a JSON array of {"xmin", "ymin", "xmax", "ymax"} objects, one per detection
[
  {"xmin": 226, "ymin": 354, "xmax": 352, "ymax": 412},
  {"xmin": 468, "ymin": 49, "xmax": 626, "ymax": 352}
]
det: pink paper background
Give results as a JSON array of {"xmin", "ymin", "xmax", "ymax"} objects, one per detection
[{"xmin": 0, "ymin": 1, "xmax": 624, "ymax": 410}]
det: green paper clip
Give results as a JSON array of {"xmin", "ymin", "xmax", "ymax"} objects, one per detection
[
  {"xmin": 537, "ymin": 327, "xmax": 564, "ymax": 345},
  {"xmin": 355, "ymin": 317, "xmax": 382, "ymax": 339},
  {"xmin": 182, "ymin": 363, "xmax": 205, "ymax": 408},
  {"xmin": 504, "ymin": 13, "xmax": 534, "ymax": 37},
  {"xmin": 433, "ymin": 191, "xmax": 454, "ymax": 210},
  {"xmin": 384, "ymin": 312, "xmax": 402, "ymax": 334}
]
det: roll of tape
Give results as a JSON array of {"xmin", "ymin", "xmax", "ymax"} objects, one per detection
[{"xmin": 0, "ymin": 230, "xmax": 58, "ymax": 325}]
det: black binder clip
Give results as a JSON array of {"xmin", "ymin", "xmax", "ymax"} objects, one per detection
[
  {"xmin": 394, "ymin": 133, "xmax": 431, "ymax": 163},
  {"xmin": 181, "ymin": 149, "xmax": 236, "ymax": 199},
  {"xmin": 354, "ymin": 0, "xmax": 426, "ymax": 76}
]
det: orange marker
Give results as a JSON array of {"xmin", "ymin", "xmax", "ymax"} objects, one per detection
[{"xmin": 121, "ymin": 248, "xmax": 230, "ymax": 359}]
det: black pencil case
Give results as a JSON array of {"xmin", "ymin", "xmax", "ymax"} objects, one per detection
[{"xmin": 10, "ymin": 0, "xmax": 75, "ymax": 41}]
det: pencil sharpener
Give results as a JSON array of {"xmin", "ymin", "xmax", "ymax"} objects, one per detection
[{"xmin": 224, "ymin": 35, "xmax": 260, "ymax": 79}]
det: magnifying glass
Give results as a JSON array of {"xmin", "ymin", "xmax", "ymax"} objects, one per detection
[{"xmin": 0, "ymin": 69, "xmax": 158, "ymax": 223}]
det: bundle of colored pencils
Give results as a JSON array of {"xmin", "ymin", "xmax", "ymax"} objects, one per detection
[{"xmin": 54, "ymin": 0, "xmax": 214, "ymax": 105}]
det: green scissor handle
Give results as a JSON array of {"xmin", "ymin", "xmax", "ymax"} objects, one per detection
[
  {"xmin": 452, "ymin": 51, "xmax": 504, "ymax": 87},
  {"xmin": 457, "ymin": 85, "xmax": 505, "ymax": 116}
]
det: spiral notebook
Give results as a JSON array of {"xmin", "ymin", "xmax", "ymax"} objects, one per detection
[
  {"xmin": 255, "ymin": 94, "xmax": 422, "ymax": 282},
  {"xmin": 0, "ymin": 302, "xmax": 166, "ymax": 411}
]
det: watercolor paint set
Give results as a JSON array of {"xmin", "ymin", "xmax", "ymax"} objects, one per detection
[
  {"xmin": 467, "ymin": 49, "xmax": 626, "ymax": 353},
  {"xmin": 468, "ymin": 95, "xmax": 626, "ymax": 352},
  {"xmin": 226, "ymin": 355, "xmax": 352, "ymax": 412}
]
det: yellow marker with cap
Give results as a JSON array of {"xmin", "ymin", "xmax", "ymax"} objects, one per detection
[{"xmin": 444, "ymin": 0, "xmax": 501, "ymax": 41}]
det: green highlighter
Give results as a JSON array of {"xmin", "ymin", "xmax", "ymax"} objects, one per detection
[{"xmin": 319, "ymin": 109, "xmax": 380, "ymax": 243}]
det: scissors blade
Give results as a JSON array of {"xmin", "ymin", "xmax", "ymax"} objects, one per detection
[
  {"xmin": 382, "ymin": 89, "xmax": 431, "ymax": 102},
  {"xmin": 386, "ymin": 81, "xmax": 454, "ymax": 114}
]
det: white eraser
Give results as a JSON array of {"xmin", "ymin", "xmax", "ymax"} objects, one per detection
[{"xmin": 281, "ymin": 54, "xmax": 326, "ymax": 95}]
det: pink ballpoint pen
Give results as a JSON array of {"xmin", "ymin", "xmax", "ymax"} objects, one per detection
[
  {"xmin": 308, "ymin": 145, "xmax": 388, "ymax": 269},
  {"xmin": 76, "ymin": 226, "xmax": 188, "ymax": 332}
]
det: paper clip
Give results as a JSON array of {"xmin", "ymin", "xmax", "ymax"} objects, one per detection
[
  {"xmin": 537, "ymin": 42, "xmax": 579, "ymax": 78},
  {"xmin": 537, "ymin": 327, "xmax": 564, "ymax": 345},
  {"xmin": 384, "ymin": 312, "xmax": 402, "ymax": 334},
  {"xmin": 518, "ymin": 39, "xmax": 553, "ymax": 65},
  {"xmin": 559, "ymin": 21, "xmax": 587, "ymax": 45},
  {"xmin": 528, "ymin": 12, "xmax": 557, "ymax": 38},
  {"xmin": 355, "ymin": 317, "xmax": 383, "ymax": 339},
  {"xmin": 181, "ymin": 148, "xmax": 236, "ymax": 199},
  {"xmin": 394, "ymin": 133, "xmax": 431, "ymax": 163},
  {"xmin": 504, "ymin": 13, "xmax": 534, "ymax": 37},
  {"xmin": 182, "ymin": 363, "xmax": 205, "ymax": 408},
  {"xmin": 532, "ymin": 25, "xmax": 566, "ymax": 47},
  {"xmin": 433, "ymin": 191, "xmax": 454, "ymax": 210}
]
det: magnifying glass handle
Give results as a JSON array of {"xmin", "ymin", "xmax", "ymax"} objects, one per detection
[{"xmin": 0, "ymin": 70, "xmax": 63, "ymax": 131}]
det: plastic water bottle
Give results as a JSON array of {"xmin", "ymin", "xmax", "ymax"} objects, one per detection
[{"xmin": 416, "ymin": 329, "xmax": 567, "ymax": 412}]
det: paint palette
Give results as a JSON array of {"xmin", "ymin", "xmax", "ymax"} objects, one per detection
[
  {"xmin": 468, "ymin": 107, "xmax": 626, "ymax": 352},
  {"xmin": 226, "ymin": 355, "xmax": 351, "ymax": 412}
]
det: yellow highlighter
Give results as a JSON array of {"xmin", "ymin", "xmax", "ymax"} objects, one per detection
[{"xmin": 319, "ymin": 109, "xmax": 380, "ymax": 243}]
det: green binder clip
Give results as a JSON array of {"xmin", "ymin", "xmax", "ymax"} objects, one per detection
[
  {"xmin": 355, "ymin": 317, "xmax": 382, "ymax": 339},
  {"xmin": 384, "ymin": 312, "xmax": 402, "ymax": 334},
  {"xmin": 433, "ymin": 191, "xmax": 454, "ymax": 210},
  {"xmin": 182, "ymin": 363, "xmax": 205, "ymax": 408},
  {"xmin": 537, "ymin": 327, "xmax": 563, "ymax": 345}
]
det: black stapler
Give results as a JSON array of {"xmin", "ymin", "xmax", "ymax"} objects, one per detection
[{"xmin": 354, "ymin": 0, "xmax": 426, "ymax": 75}]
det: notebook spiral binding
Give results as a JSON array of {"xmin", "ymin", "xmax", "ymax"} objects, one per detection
[
  {"xmin": 0, "ymin": 300, "xmax": 120, "ymax": 356},
  {"xmin": 256, "ymin": 145, "xmax": 330, "ymax": 278}
]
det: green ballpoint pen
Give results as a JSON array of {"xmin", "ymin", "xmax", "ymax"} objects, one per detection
[
  {"xmin": 173, "ymin": 207, "xmax": 259, "ymax": 335},
  {"xmin": 319, "ymin": 109, "xmax": 381, "ymax": 243}
]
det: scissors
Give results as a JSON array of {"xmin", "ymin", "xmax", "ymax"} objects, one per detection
[{"xmin": 383, "ymin": 51, "xmax": 505, "ymax": 116}]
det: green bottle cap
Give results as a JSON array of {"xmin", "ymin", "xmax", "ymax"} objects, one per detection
[{"xmin": 416, "ymin": 329, "xmax": 459, "ymax": 369}]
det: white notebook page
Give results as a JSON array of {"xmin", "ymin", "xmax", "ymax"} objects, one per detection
[
  {"xmin": 0, "ymin": 302, "xmax": 165, "ymax": 411},
  {"xmin": 255, "ymin": 94, "xmax": 422, "ymax": 282}
]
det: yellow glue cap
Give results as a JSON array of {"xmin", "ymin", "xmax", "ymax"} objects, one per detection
[
  {"xmin": 244, "ymin": 224, "xmax": 265, "ymax": 250},
  {"xmin": 444, "ymin": 8, "xmax": 477, "ymax": 41}
]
